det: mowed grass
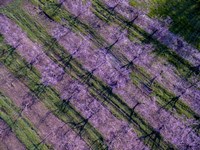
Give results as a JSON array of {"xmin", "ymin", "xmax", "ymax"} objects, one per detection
[
  {"xmin": 92, "ymin": 0, "xmax": 199, "ymax": 79},
  {"xmin": 33, "ymin": 0, "xmax": 199, "ymax": 81},
  {"xmin": 0, "ymin": 92, "xmax": 50, "ymax": 150},
  {"xmin": 130, "ymin": 0, "xmax": 200, "ymax": 50},
  {"xmin": 130, "ymin": 66, "xmax": 200, "ymax": 122},
  {"xmin": 31, "ymin": 0, "xmax": 198, "ymax": 82},
  {"xmin": 0, "ymin": 35, "xmax": 108, "ymax": 150},
  {"xmin": 0, "ymin": 1, "xmax": 176, "ymax": 149},
  {"xmin": 31, "ymin": 0, "xmax": 199, "ymax": 124},
  {"xmin": 90, "ymin": 0, "xmax": 200, "ymax": 123}
]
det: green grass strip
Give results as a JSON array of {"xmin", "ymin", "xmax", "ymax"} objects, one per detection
[
  {"xmin": 31, "ymin": 0, "xmax": 199, "ymax": 79},
  {"xmin": 91, "ymin": 0, "xmax": 199, "ymax": 79},
  {"xmin": 0, "ymin": 35, "xmax": 108, "ymax": 150},
  {"xmin": 0, "ymin": 92, "xmax": 50, "ymax": 150},
  {"xmin": 29, "ymin": 0, "xmax": 199, "ymax": 125},
  {"xmin": 130, "ymin": 66, "xmax": 200, "ymax": 121},
  {"xmin": 0, "ymin": 2, "xmax": 178, "ymax": 149},
  {"xmin": 130, "ymin": 0, "xmax": 200, "ymax": 50},
  {"xmin": 31, "ymin": 0, "xmax": 198, "ymax": 80},
  {"xmin": 90, "ymin": 0, "xmax": 200, "ymax": 124},
  {"xmin": 50, "ymin": 0, "xmax": 200, "ymax": 121}
]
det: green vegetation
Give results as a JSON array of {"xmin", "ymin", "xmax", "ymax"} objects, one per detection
[
  {"xmin": 30, "ymin": 0, "xmax": 198, "ymax": 80},
  {"xmin": 0, "ymin": 35, "xmax": 108, "ymax": 150},
  {"xmin": 130, "ymin": 0, "xmax": 200, "ymax": 50},
  {"xmin": 87, "ymin": 0, "xmax": 200, "ymax": 123},
  {"xmin": 130, "ymin": 66, "xmax": 200, "ymax": 121},
  {"xmin": 0, "ymin": 0, "xmax": 198, "ymax": 149},
  {"xmin": 31, "ymin": 0, "xmax": 107, "ymax": 47},
  {"xmin": 0, "ymin": 2, "xmax": 176, "ymax": 149},
  {"xmin": 92, "ymin": 0, "xmax": 198, "ymax": 79},
  {"xmin": 29, "ymin": 0, "xmax": 199, "ymax": 124},
  {"xmin": 0, "ymin": 92, "xmax": 50, "ymax": 150},
  {"xmin": 151, "ymin": 40, "xmax": 196, "ymax": 78}
]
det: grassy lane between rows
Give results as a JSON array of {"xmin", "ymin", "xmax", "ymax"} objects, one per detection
[
  {"xmin": 0, "ymin": 92, "xmax": 50, "ymax": 150},
  {"xmin": 130, "ymin": 66, "xmax": 200, "ymax": 121},
  {"xmin": 92, "ymin": 0, "xmax": 200, "ymax": 122},
  {"xmin": 0, "ymin": 1, "xmax": 177, "ymax": 149},
  {"xmin": 91, "ymin": 0, "xmax": 199, "ymax": 80},
  {"xmin": 31, "ymin": 0, "xmax": 199, "ymax": 85},
  {"xmin": 28, "ymin": 0, "xmax": 200, "ymax": 124},
  {"xmin": 0, "ymin": 35, "xmax": 108, "ymax": 150}
]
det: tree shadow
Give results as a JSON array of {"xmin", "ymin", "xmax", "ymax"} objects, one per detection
[{"xmin": 139, "ymin": 125, "xmax": 164, "ymax": 149}]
